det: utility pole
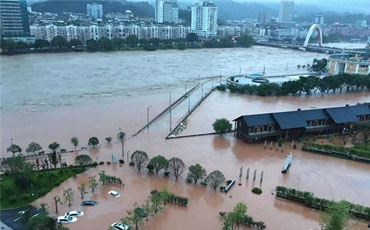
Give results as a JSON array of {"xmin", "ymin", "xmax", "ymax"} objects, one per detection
[
  {"xmin": 188, "ymin": 94, "xmax": 191, "ymax": 112},
  {"xmin": 201, "ymin": 83, "xmax": 204, "ymax": 99},
  {"xmin": 147, "ymin": 106, "xmax": 151, "ymax": 130}
]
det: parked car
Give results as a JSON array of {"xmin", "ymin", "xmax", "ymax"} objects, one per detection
[
  {"xmin": 111, "ymin": 222, "xmax": 129, "ymax": 230},
  {"xmin": 57, "ymin": 215, "xmax": 77, "ymax": 224},
  {"xmin": 64, "ymin": 210, "xmax": 84, "ymax": 217},
  {"xmin": 108, "ymin": 190, "xmax": 120, "ymax": 198},
  {"xmin": 81, "ymin": 200, "xmax": 98, "ymax": 206}
]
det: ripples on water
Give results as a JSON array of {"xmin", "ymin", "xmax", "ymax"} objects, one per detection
[{"xmin": 1, "ymin": 47, "xmax": 327, "ymax": 113}]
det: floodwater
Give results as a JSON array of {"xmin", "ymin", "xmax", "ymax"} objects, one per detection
[{"xmin": 2, "ymin": 46, "xmax": 370, "ymax": 230}]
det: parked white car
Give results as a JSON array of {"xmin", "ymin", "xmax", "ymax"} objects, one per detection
[
  {"xmin": 57, "ymin": 215, "xmax": 77, "ymax": 224},
  {"xmin": 108, "ymin": 190, "xmax": 120, "ymax": 198},
  {"xmin": 111, "ymin": 222, "xmax": 129, "ymax": 230},
  {"xmin": 64, "ymin": 210, "xmax": 84, "ymax": 217}
]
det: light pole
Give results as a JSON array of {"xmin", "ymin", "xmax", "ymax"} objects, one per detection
[
  {"xmin": 10, "ymin": 138, "xmax": 13, "ymax": 146},
  {"xmin": 147, "ymin": 106, "xmax": 151, "ymax": 130},
  {"xmin": 118, "ymin": 128, "xmax": 125, "ymax": 159}
]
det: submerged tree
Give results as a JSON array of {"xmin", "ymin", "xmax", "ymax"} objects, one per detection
[
  {"xmin": 63, "ymin": 188, "xmax": 74, "ymax": 209},
  {"xmin": 205, "ymin": 170, "xmax": 225, "ymax": 190},
  {"xmin": 26, "ymin": 142, "xmax": 42, "ymax": 154},
  {"xmin": 71, "ymin": 137, "xmax": 79, "ymax": 150},
  {"xmin": 148, "ymin": 155, "xmax": 169, "ymax": 175},
  {"xmin": 213, "ymin": 118, "xmax": 232, "ymax": 135},
  {"xmin": 320, "ymin": 201, "xmax": 350, "ymax": 230},
  {"xmin": 88, "ymin": 137, "xmax": 99, "ymax": 148},
  {"xmin": 168, "ymin": 157, "xmax": 185, "ymax": 180},
  {"xmin": 77, "ymin": 183, "xmax": 88, "ymax": 200},
  {"xmin": 105, "ymin": 137, "xmax": 113, "ymax": 144},
  {"xmin": 131, "ymin": 151, "xmax": 149, "ymax": 171},
  {"xmin": 187, "ymin": 163, "xmax": 206, "ymax": 184},
  {"xmin": 122, "ymin": 203, "xmax": 144, "ymax": 230},
  {"xmin": 89, "ymin": 176, "xmax": 98, "ymax": 193},
  {"xmin": 75, "ymin": 154, "xmax": 92, "ymax": 167},
  {"xmin": 53, "ymin": 196, "xmax": 63, "ymax": 214},
  {"xmin": 223, "ymin": 202, "xmax": 248, "ymax": 230}
]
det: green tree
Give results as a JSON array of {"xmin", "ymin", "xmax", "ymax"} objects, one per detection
[
  {"xmin": 213, "ymin": 118, "xmax": 232, "ymax": 134},
  {"xmin": 320, "ymin": 201, "xmax": 350, "ymax": 230},
  {"xmin": 25, "ymin": 212, "xmax": 61, "ymax": 230},
  {"xmin": 353, "ymin": 122, "xmax": 370, "ymax": 146},
  {"xmin": 126, "ymin": 35, "xmax": 139, "ymax": 47},
  {"xmin": 105, "ymin": 137, "xmax": 113, "ymax": 144},
  {"xmin": 48, "ymin": 142, "xmax": 60, "ymax": 153},
  {"xmin": 51, "ymin": 36, "xmax": 68, "ymax": 50},
  {"xmin": 71, "ymin": 137, "xmax": 79, "ymax": 150},
  {"xmin": 187, "ymin": 163, "xmax": 206, "ymax": 184},
  {"xmin": 160, "ymin": 186, "xmax": 170, "ymax": 206},
  {"xmin": 223, "ymin": 202, "xmax": 248, "ymax": 230},
  {"xmin": 68, "ymin": 39, "xmax": 82, "ymax": 49},
  {"xmin": 75, "ymin": 154, "xmax": 93, "ymax": 167},
  {"xmin": 33, "ymin": 39, "xmax": 50, "ymax": 49},
  {"xmin": 168, "ymin": 157, "xmax": 185, "ymax": 180},
  {"xmin": 148, "ymin": 155, "xmax": 168, "ymax": 175},
  {"xmin": 63, "ymin": 188, "xmax": 74, "ymax": 209},
  {"xmin": 205, "ymin": 170, "xmax": 225, "ymax": 190},
  {"xmin": 186, "ymin": 33, "xmax": 198, "ymax": 43},
  {"xmin": 237, "ymin": 34, "xmax": 255, "ymax": 47},
  {"xmin": 77, "ymin": 183, "xmax": 88, "ymax": 200},
  {"xmin": 88, "ymin": 137, "xmax": 99, "ymax": 148},
  {"xmin": 131, "ymin": 150, "xmax": 149, "ymax": 171},
  {"xmin": 98, "ymin": 37, "xmax": 114, "ymax": 51},
  {"xmin": 7, "ymin": 143, "xmax": 22, "ymax": 157},
  {"xmin": 150, "ymin": 192, "xmax": 162, "ymax": 213},
  {"xmin": 88, "ymin": 176, "xmax": 98, "ymax": 193},
  {"xmin": 86, "ymin": 39, "xmax": 98, "ymax": 52},
  {"xmin": 1, "ymin": 155, "xmax": 32, "ymax": 175},
  {"xmin": 122, "ymin": 203, "xmax": 144, "ymax": 230},
  {"xmin": 26, "ymin": 142, "xmax": 42, "ymax": 154}
]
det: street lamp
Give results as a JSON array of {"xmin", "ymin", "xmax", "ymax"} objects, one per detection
[
  {"xmin": 147, "ymin": 106, "xmax": 152, "ymax": 130},
  {"xmin": 118, "ymin": 128, "xmax": 125, "ymax": 159}
]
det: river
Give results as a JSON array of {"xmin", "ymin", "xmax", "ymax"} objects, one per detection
[{"xmin": 1, "ymin": 46, "xmax": 370, "ymax": 230}]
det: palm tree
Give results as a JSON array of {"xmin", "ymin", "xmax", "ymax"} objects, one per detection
[{"xmin": 48, "ymin": 142, "xmax": 60, "ymax": 154}]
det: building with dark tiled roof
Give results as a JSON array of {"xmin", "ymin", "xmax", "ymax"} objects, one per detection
[{"xmin": 234, "ymin": 104, "xmax": 370, "ymax": 143}]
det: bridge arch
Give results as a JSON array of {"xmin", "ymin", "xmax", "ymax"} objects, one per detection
[{"xmin": 303, "ymin": 24, "xmax": 323, "ymax": 48}]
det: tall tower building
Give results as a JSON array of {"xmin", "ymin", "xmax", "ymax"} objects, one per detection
[
  {"xmin": 313, "ymin": 13, "xmax": 324, "ymax": 25},
  {"xmin": 191, "ymin": 1, "xmax": 218, "ymax": 38},
  {"xmin": 87, "ymin": 3, "xmax": 103, "ymax": 19},
  {"xmin": 155, "ymin": 0, "xmax": 178, "ymax": 23},
  {"xmin": 278, "ymin": 0, "xmax": 294, "ymax": 23},
  {"xmin": 0, "ymin": 0, "xmax": 30, "ymax": 37}
]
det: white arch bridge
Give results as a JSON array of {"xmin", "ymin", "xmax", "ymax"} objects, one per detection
[{"xmin": 303, "ymin": 24, "xmax": 323, "ymax": 48}]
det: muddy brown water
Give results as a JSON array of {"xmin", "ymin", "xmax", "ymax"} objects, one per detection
[
  {"xmin": 2, "ymin": 48, "xmax": 370, "ymax": 229},
  {"xmin": 27, "ymin": 91, "xmax": 370, "ymax": 230}
]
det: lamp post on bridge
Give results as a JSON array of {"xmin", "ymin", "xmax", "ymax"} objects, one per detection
[{"xmin": 147, "ymin": 106, "xmax": 152, "ymax": 130}]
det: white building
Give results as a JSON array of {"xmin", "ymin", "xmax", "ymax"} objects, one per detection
[
  {"xmin": 155, "ymin": 0, "xmax": 178, "ymax": 24},
  {"xmin": 278, "ymin": 0, "xmax": 294, "ymax": 23},
  {"xmin": 30, "ymin": 24, "xmax": 189, "ymax": 42},
  {"xmin": 87, "ymin": 3, "xmax": 103, "ymax": 19},
  {"xmin": 191, "ymin": 1, "xmax": 218, "ymax": 38}
]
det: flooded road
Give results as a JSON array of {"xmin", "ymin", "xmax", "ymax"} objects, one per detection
[{"xmin": 2, "ymin": 46, "xmax": 370, "ymax": 229}]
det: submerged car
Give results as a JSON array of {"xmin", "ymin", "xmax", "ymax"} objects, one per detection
[
  {"xmin": 81, "ymin": 200, "xmax": 98, "ymax": 206},
  {"xmin": 111, "ymin": 222, "xmax": 130, "ymax": 230},
  {"xmin": 57, "ymin": 215, "xmax": 77, "ymax": 224},
  {"xmin": 108, "ymin": 190, "xmax": 120, "ymax": 198},
  {"xmin": 64, "ymin": 210, "xmax": 84, "ymax": 217}
]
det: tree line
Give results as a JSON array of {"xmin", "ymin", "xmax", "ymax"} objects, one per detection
[
  {"xmin": 129, "ymin": 151, "xmax": 227, "ymax": 191},
  {"xmin": 276, "ymin": 186, "xmax": 370, "ymax": 222},
  {"xmin": 0, "ymin": 34, "xmax": 255, "ymax": 54},
  {"xmin": 219, "ymin": 73, "xmax": 370, "ymax": 97}
]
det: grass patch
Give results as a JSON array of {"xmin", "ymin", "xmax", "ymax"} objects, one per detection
[{"xmin": 0, "ymin": 167, "xmax": 88, "ymax": 210}]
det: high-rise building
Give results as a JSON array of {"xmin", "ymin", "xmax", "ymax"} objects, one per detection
[
  {"xmin": 87, "ymin": 3, "xmax": 103, "ymax": 19},
  {"xmin": 155, "ymin": 0, "xmax": 178, "ymax": 23},
  {"xmin": 313, "ymin": 13, "xmax": 324, "ymax": 25},
  {"xmin": 278, "ymin": 0, "xmax": 294, "ymax": 23},
  {"xmin": 0, "ymin": 0, "xmax": 30, "ymax": 37},
  {"xmin": 191, "ymin": 1, "xmax": 218, "ymax": 38},
  {"xmin": 356, "ymin": 20, "xmax": 367, "ymax": 28},
  {"xmin": 257, "ymin": 12, "xmax": 267, "ymax": 24}
]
